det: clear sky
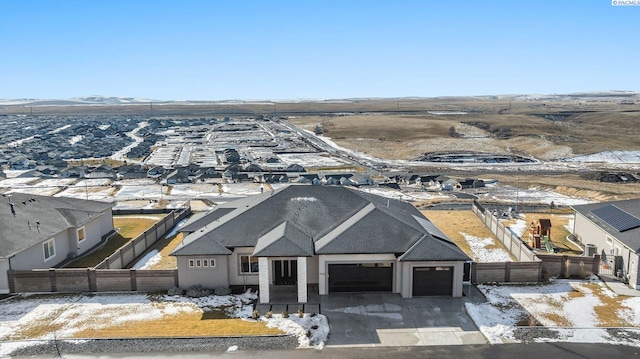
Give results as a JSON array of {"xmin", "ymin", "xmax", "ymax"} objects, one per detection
[{"xmin": 1, "ymin": 0, "xmax": 638, "ymax": 100}]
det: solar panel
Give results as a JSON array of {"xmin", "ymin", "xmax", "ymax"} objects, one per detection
[{"xmin": 591, "ymin": 204, "xmax": 640, "ymax": 232}]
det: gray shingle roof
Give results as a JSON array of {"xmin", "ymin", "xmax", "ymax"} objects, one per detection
[
  {"xmin": 399, "ymin": 235, "xmax": 471, "ymax": 261},
  {"xmin": 572, "ymin": 198, "xmax": 640, "ymax": 252},
  {"xmin": 252, "ymin": 222, "xmax": 314, "ymax": 257},
  {"xmin": 0, "ymin": 193, "xmax": 113, "ymax": 258},
  {"xmin": 171, "ymin": 232, "xmax": 233, "ymax": 256},
  {"xmin": 180, "ymin": 208, "xmax": 235, "ymax": 233},
  {"xmin": 171, "ymin": 185, "xmax": 468, "ymax": 261}
]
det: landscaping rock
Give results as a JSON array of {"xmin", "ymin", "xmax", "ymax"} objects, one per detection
[{"xmin": 167, "ymin": 287, "xmax": 183, "ymax": 296}]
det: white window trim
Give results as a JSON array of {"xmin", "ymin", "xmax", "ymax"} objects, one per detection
[
  {"xmin": 188, "ymin": 258, "xmax": 216, "ymax": 269},
  {"xmin": 77, "ymin": 227, "xmax": 86, "ymax": 243},
  {"xmin": 43, "ymin": 239, "xmax": 56, "ymax": 261},
  {"xmin": 240, "ymin": 254, "xmax": 259, "ymax": 274}
]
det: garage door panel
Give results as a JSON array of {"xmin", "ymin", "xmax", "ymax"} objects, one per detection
[
  {"xmin": 413, "ymin": 266, "xmax": 453, "ymax": 296},
  {"xmin": 329, "ymin": 263, "xmax": 393, "ymax": 292}
]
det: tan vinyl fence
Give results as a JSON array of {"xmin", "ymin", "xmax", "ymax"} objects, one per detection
[
  {"xmin": 95, "ymin": 206, "xmax": 191, "ymax": 269},
  {"xmin": 8, "ymin": 268, "xmax": 178, "ymax": 293}
]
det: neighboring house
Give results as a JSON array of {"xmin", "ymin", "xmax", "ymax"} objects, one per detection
[
  {"xmin": 8, "ymin": 155, "xmax": 30, "ymax": 170},
  {"xmin": 0, "ymin": 193, "xmax": 114, "ymax": 294},
  {"xmin": 350, "ymin": 173, "xmax": 375, "ymax": 186},
  {"xmin": 572, "ymin": 198, "xmax": 640, "ymax": 289},
  {"xmin": 459, "ymin": 178, "xmax": 486, "ymax": 189},
  {"xmin": 166, "ymin": 169, "xmax": 190, "ymax": 184},
  {"xmin": 295, "ymin": 174, "xmax": 321, "ymax": 185},
  {"xmin": 172, "ymin": 185, "xmax": 470, "ymax": 304}
]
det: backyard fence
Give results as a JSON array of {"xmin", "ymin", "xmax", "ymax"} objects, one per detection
[
  {"xmin": 472, "ymin": 261, "xmax": 542, "ymax": 283},
  {"xmin": 470, "ymin": 200, "xmax": 600, "ymax": 283},
  {"xmin": 472, "ymin": 200, "xmax": 539, "ymax": 262},
  {"xmin": 94, "ymin": 205, "xmax": 191, "ymax": 269},
  {"xmin": 8, "ymin": 269, "xmax": 178, "ymax": 293}
]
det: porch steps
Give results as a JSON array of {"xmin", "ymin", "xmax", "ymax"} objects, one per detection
[{"xmin": 254, "ymin": 303, "xmax": 321, "ymax": 315}]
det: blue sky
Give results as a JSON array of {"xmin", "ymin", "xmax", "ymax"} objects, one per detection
[{"xmin": 1, "ymin": 0, "xmax": 638, "ymax": 100}]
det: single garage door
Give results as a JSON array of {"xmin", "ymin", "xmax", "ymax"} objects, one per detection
[
  {"xmin": 328, "ymin": 263, "xmax": 393, "ymax": 292},
  {"xmin": 412, "ymin": 266, "xmax": 453, "ymax": 296}
]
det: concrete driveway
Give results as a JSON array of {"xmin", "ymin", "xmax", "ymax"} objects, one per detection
[{"xmin": 320, "ymin": 289, "xmax": 487, "ymax": 347}]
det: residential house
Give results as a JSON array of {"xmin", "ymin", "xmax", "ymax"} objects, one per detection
[
  {"xmin": 147, "ymin": 166, "xmax": 167, "ymax": 178},
  {"xmin": 459, "ymin": 178, "xmax": 486, "ymax": 189},
  {"xmin": 171, "ymin": 185, "xmax": 470, "ymax": 303},
  {"xmin": 572, "ymin": 198, "xmax": 640, "ymax": 289},
  {"xmin": 295, "ymin": 174, "xmax": 321, "ymax": 185},
  {"xmin": 286, "ymin": 164, "xmax": 305, "ymax": 173},
  {"xmin": 8, "ymin": 155, "xmax": 30, "ymax": 170},
  {"xmin": 0, "ymin": 193, "xmax": 114, "ymax": 294},
  {"xmin": 165, "ymin": 169, "xmax": 191, "ymax": 184}
]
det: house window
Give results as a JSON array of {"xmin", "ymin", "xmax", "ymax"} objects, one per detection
[
  {"xmin": 188, "ymin": 258, "xmax": 216, "ymax": 269},
  {"xmin": 77, "ymin": 227, "xmax": 85, "ymax": 242},
  {"xmin": 240, "ymin": 255, "xmax": 259, "ymax": 274},
  {"xmin": 43, "ymin": 239, "xmax": 55, "ymax": 261}
]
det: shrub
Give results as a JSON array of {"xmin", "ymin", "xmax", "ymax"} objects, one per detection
[
  {"xmin": 167, "ymin": 287, "xmax": 183, "ymax": 296},
  {"xmin": 282, "ymin": 310, "xmax": 289, "ymax": 318},
  {"xmin": 251, "ymin": 310, "xmax": 260, "ymax": 319},
  {"xmin": 297, "ymin": 309, "xmax": 304, "ymax": 318},
  {"xmin": 214, "ymin": 286, "xmax": 232, "ymax": 296},
  {"xmin": 186, "ymin": 285, "xmax": 212, "ymax": 298},
  {"xmin": 265, "ymin": 311, "xmax": 273, "ymax": 319}
]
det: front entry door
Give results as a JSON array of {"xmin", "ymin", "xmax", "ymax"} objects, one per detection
[{"xmin": 274, "ymin": 260, "xmax": 297, "ymax": 285}]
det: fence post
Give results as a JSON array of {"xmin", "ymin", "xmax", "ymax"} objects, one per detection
[
  {"xmin": 88, "ymin": 269, "xmax": 97, "ymax": 292},
  {"xmin": 505, "ymin": 262, "xmax": 512, "ymax": 282},
  {"xmin": 49, "ymin": 269, "xmax": 57, "ymax": 292},
  {"xmin": 130, "ymin": 269, "xmax": 137, "ymax": 291},
  {"xmin": 592, "ymin": 254, "xmax": 600, "ymax": 275}
]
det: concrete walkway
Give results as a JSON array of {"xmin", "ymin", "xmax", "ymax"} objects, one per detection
[
  {"xmin": 601, "ymin": 275, "xmax": 640, "ymax": 297},
  {"xmin": 319, "ymin": 288, "xmax": 487, "ymax": 347}
]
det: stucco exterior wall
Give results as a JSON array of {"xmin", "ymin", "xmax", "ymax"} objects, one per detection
[
  {"xmin": 10, "ymin": 230, "xmax": 71, "ymax": 270},
  {"xmin": 228, "ymin": 248, "xmax": 259, "ymax": 286},
  {"xmin": 176, "ymin": 256, "xmax": 229, "ymax": 289},
  {"xmin": 0, "ymin": 259, "xmax": 9, "ymax": 294},
  {"xmin": 575, "ymin": 212, "xmax": 639, "ymax": 288}
]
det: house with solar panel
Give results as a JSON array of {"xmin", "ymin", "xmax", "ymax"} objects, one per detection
[
  {"xmin": 172, "ymin": 185, "xmax": 470, "ymax": 303},
  {"xmin": 572, "ymin": 198, "xmax": 640, "ymax": 290}
]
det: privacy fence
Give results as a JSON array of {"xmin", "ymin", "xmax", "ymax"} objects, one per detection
[
  {"xmin": 470, "ymin": 200, "xmax": 598, "ymax": 284},
  {"xmin": 8, "ymin": 269, "xmax": 178, "ymax": 293},
  {"xmin": 95, "ymin": 205, "xmax": 191, "ymax": 269}
]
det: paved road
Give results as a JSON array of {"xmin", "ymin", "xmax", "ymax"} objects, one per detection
[{"xmin": 15, "ymin": 343, "xmax": 640, "ymax": 359}]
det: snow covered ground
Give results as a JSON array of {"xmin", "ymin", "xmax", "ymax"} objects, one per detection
[
  {"xmin": 463, "ymin": 233, "xmax": 513, "ymax": 262},
  {"xmin": 0, "ymin": 290, "xmax": 329, "ymax": 356},
  {"xmin": 480, "ymin": 183, "xmax": 593, "ymax": 206},
  {"xmin": 466, "ymin": 278, "xmax": 640, "ymax": 347}
]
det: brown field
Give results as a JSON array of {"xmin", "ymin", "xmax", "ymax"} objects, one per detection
[{"xmin": 421, "ymin": 210, "xmax": 514, "ymax": 260}]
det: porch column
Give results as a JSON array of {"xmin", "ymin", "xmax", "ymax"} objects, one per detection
[
  {"xmin": 297, "ymin": 257, "xmax": 307, "ymax": 303},
  {"xmin": 258, "ymin": 257, "xmax": 270, "ymax": 303}
]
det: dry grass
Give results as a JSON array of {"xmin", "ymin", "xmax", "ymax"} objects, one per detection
[
  {"xmin": 582, "ymin": 283, "xmax": 635, "ymax": 327},
  {"xmin": 6, "ymin": 304, "xmax": 282, "ymax": 340},
  {"xmin": 129, "ymin": 232, "xmax": 183, "ymax": 269},
  {"xmin": 71, "ymin": 314, "xmax": 282, "ymax": 339},
  {"xmin": 65, "ymin": 216, "xmax": 161, "ymax": 268},
  {"xmin": 421, "ymin": 210, "xmax": 512, "ymax": 259}
]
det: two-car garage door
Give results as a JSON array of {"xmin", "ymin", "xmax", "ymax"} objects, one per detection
[{"xmin": 328, "ymin": 263, "xmax": 393, "ymax": 292}]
